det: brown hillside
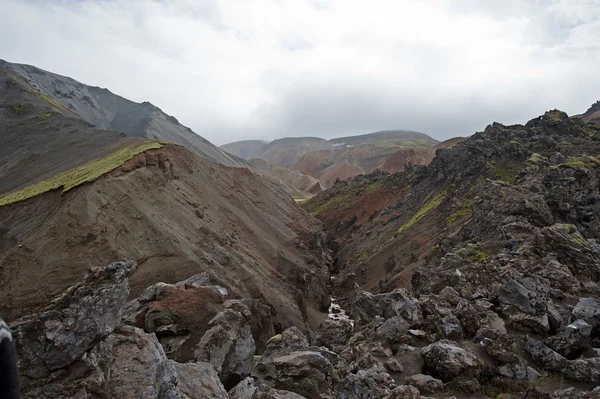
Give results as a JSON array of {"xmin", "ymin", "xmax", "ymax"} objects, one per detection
[{"xmin": 0, "ymin": 145, "xmax": 332, "ymax": 333}]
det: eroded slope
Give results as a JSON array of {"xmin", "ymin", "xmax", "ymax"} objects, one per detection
[{"xmin": 0, "ymin": 145, "xmax": 332, "ymax": 333}]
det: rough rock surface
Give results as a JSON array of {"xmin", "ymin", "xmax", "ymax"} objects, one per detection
[
  {"xmin": 170, "ymin": 361, "xmax": 228, "ymax": 399},
  {"xmin": 194, "ymin": 307, "xmax": 256, "ymax": 389},
  {"xmin": 421, "ymin": 340, "xmax": 480, "ymax": 382}
]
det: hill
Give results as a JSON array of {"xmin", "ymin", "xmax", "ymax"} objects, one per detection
[
  {"xmin": 221, "ymin": 130, "xmax": 441, "ymax": 193},
  {"xmin": 0, "ymin": 60, "xmax": 245, "ymax": 168},
  {"xmin": 303, "ymin": 108, "xmax": 600, "ymax": 395}
]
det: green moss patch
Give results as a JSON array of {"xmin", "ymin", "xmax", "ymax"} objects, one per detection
[
  {"xmin": 556, "ymin": 155, "xmax": 600, "ymax": 169},
  {"xmin": 0, "ymin": 141, "xmax": 164, "ymax": 206},
  {"xmin": 395, "ymin": 190, "xmax": 447, "ymax": 236},
  {"xmin": 446, "ymin": 199, "xmax": 473, "ymax": 224},
  {"xmin": 305, "ymin": 179, "xmax": 383, "ymax": 216},
  {"xmin": 457, "ymin": 243, "xmax": 488, "ymax": 263},
  {"xmin": 487, "ymin": 160, "xmax": 523, "ymax": 184},
  {"xmin": 28, "ymin": 89, "xmax": 69, "ymax": 113}
]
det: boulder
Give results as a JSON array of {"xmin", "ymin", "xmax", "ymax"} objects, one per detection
[
  {"xmin": 313, "ymin": 319, "xmax": 353, "ymax": 352},
  {"xmin": 545, "ymin": 319, "xmax": 592, "ymax": 359},
  {"xmin": 439, "ymin": 286, "xmax": 462, "ymax": 306},
  {"xmin": 88, "ymin": 326, "xmax": 179, "ymax": 399},
  {"xmin": 385, "ymin": 358, "xmax": 404, "ymax": 373},
  {"xmin": 564, "ymin": 357, "xmax": 600, "ymax": 383},
  {"xmin": 194, "ymin": 308, "xmax": 256, "ymax": 389},
  {"xmin": 405, "ymin": 374, "xmax": 444, "ymax": 393},
  {"xmin": 353, "ymin": 289, "xmax": 421, "ymax": 325},
  {"xmin": 170, "ymin": 361, "xmax": 228, "ymax": 399},
  {"xmin": 262, "ymin": 327, "xmax": 310, "ymax": 359},
  {"xmin": 375, "ymin": 316, "xmax": 411, "ymax": 346},
  {"xmin": 228, "ymin": 376, "xmax": 309, "ymax": 399},
  {"xmin": 13, "ymin": 261, "xmax": 134, "ymax": 382},
  {"xmin": 572, "ymin": 298, "xmax": 600, "ymax": 331},
  {"xmin": 421, "ymin": 340, "xmax": 480, "ymax": 382},
  {"xmin": 498, "ymin": 362, "xmax": 541, "ymax": 381},
  {"xmin": 255, "ymin": 350, "xmax": 335, "ymax": 398},
  {"xmin": 335, "ymin": 369, "xmax": 402, "ymax": 398},
  {"xmin": 22, "ymin": 326, "xmax": 179, "ymax": 399},
  {"xmin": 425, "ymin": 308, "xmax": 464, "ymax": 340},
  {"xmin": 496, "ymin": 276, "xmax": 552, "ymax": 334},
  {"xmin": 228, "ymin": 377, "xmax": 257, "ymax": 398},
  {"xmin": 526, "ymin": 338, "xmax": 568, "ymax": 372}
]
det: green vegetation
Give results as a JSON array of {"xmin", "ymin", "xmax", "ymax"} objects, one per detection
[
  {"xmin": 0, "ymin": 141, "xmax": 164, "ymax": 207},
  {"xmin": 487, "ymin": 160, "xmax": 523, "ymax": 184},
  {"xmin": 446, "ymin": 199, "xmax": 473, "ymax": 224},
  {"xmin": 394, "ymin": 190, "xmax": 447, "ymax": 236},
  {"xmin": 525, "ymin": 153, "xmax": 547, "ymax": 172},
  {"xmin": 11, "ymin": 104, "xmax": 26, "ymax": 113},
  {"xmin": 304, "ymin": 179, "xmax": 383, "ymax": 216},
  {"xmin": 38, "ymin": 112, "xmax": 53, "ymax": 120},
  {"xmin": 545, "ymin": 110, "xmax": 567, "ymax": 122},
  {"xmin": 457, "ymin": 243, "xmax": 488, "ymax": 263},
  {"xmin": 556, "ymin": 155, "xmax": 600, "ymax": 169},
  {"xmin": 28, "ymin": 89, "xmax": 69, "ymax": 113},
  {"xmin": 557, "ymin": 224, "xmax": 590, "ymax": 247}
]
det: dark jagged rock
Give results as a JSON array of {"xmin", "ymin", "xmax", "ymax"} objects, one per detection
[
  {"xmin": 194, "ymin": 307, "xmax": 256, "ymax": 389},
  {"xmin": 353, "ymin": 288, "xmax": 422, "ymax": 326},
  {"xmin": 12, "ymin": 261, "xmax": 182, "ymax": 399},
  {"xmin": 13, "ymin": 261, "xmax": 134, "ymax": 383},
  {"xmin": 404, "ymin": 374, "xmax": 444, "ymax": 393},
  {"xmin": 170, "ymin": 361, "xmax": 228, "ymax": 399},
  {"xmin": 420, "ymin": 340, "xmax": 480, "ymax": 382},
  {"xmin": 313, "ymin": 319, "xmax": 354, "ymax": 352},
  {"xmin": 545, "ymin": 319, "xmax": 592, "ymax": 359}
]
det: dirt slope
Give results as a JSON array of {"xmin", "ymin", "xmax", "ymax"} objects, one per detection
[
  {"xmin": 0, "ymin": 145, "xmax": 332, "ymax": 333},
  {"xmin": 221, "ymin": 140, "xmax": 268, "ymax": 159},
  {"xmin": 248, "ymin": 158, "xmax": 322, "ymax": 196}
]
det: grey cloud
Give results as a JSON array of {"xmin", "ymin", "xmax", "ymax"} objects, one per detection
[{"xmin": 1, "ymin": 0, "xmax": 599, "ymax": 145}]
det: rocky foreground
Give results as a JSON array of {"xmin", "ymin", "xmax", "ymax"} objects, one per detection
[{"xmin": 11, "ymin": 258, "xmax": 600, "ymax": 398}]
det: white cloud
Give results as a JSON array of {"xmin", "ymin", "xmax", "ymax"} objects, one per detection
[{"xmin": 1, "ymin": 0, "xmax": 599, "ymax": 144}]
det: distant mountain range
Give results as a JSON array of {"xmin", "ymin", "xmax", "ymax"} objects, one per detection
[{"xmin": 222, "ymin": 131, "xmax": 465, "ymax": 193}]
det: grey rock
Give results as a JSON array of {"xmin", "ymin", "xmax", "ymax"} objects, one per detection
[
  {"xmin": 545, "ymin": 319, "xmax": 592, "ymax": 359},
  {"xmin": 255, "ymin": 350, "xmax": 335, "ymax": 398},
  {"xmin": 262, "ymin": 327, "xmax": 310, "ymax": 359},
  {"xmin": 564, "ymin": 357, "xmax": 600, "ymax": 383},
  {"xmin": 405, "ymin": 374, "xmax": 444, "ymax": 393},
  {"xmin": 498, "ymin": 362, "xmax": 541, "ymax": 381},
  {"xmin": 228, "ymin": 377, "xmax": 257, "ymax": 398},
  {"xmin": 392, "ymin": 385, "xmax": 421, "ymax": 399},
  {"xmin": 375, "ymin": 316, "xmax": 411, "ymax": 345},
  {"xmin": 572, "ymin": 298, "xmax": 600, "ymax": 330},
  {"xmin": 421, "ymin": 340, "xmax": 479, "ymax": 382},
  {"xmin": 335, "ymin": 369, "xmax": 401, "ymax": 398},
  {"xmin": 13, "ymin": 261, "xmax": 134, "ymax": 381},
  {"xmin": 195, "ymin": 308, "xmax": 256, "ymax": 388},
  {"xmin": 313, "ymin": 319, "xmax": 353, "ymax": 352},
  {"xmin": 171, "ymin": 361, "xmax": 228, "ymax": 399},
  {"xmin": 497, "ymin": 276, "xmax": 552, "ymax": 334},
  {"xmin": 353, "ymin": 288, "xmax": 422, "ymax": 325},
  {"xmin": 526, "ymin": 338, "xmax": 568, "ymax": 372},
  {"xmin": 385, "ymin": 357, "xmax": 404, "ymax": 372},
  {"xmin": 439, "ymin": 286, "xmax": 461, "ymax": 306}
]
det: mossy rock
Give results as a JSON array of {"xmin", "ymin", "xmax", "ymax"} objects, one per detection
[{"xmin": 457, "ymin": 243, "xmax": 488, "ymax": 263}]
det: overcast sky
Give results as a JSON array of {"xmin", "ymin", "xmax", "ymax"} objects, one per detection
[{"xmin": 1, "ymin": 0, "xmax": 599, "ymax": 145}]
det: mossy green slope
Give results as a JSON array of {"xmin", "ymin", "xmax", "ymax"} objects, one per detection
[{"xmin": 0, "ymin": 141, "xmax": 164, "ymax": 206}]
